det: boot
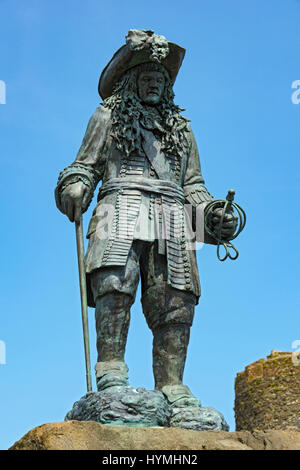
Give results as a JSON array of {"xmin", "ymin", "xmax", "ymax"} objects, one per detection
[
  {"xmin": 94, "ymin": 292, "xmax": 132, "ymax": 391},
  {"xmin": 142, "ymin": 284, "xmax": 200, "ymax": 406},
  {"xmin": 95, "ymin": 360, "xmax": 129, "ymax": 391},
  {"xmin": 152, "ymin": 324, "xmax": 201, "ymax": 407}
]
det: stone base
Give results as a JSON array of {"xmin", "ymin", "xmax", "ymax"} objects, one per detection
[
  {"xmin": 65, "ymin": 387, "xmax": 171, "ymax": 428},
  {"xmin": 170, "ymin": 405, "xmax": 229, "ymax": 431},
  {"xmin": 10, "ymin": 421, "xmax": 300, "ymax": 450},
  {"xmin": 65, "ymin": 386, "xmax": 229, "ymax": 431}
]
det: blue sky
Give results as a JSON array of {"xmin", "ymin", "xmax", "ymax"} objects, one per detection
[{"xmin": 1, "ymin": 0, "xmax": 300, "ymax": 449}]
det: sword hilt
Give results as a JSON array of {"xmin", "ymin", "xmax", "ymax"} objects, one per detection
[{"xmin": 204, "ymin": 189, "xmax": 246, "ymax": 261}]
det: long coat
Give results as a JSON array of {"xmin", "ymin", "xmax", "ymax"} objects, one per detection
[{"xmin": 56, "ymin": 106, "xmax": 213, "ymax": 307}]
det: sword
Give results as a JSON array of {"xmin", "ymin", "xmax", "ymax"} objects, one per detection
[{"xmin": 75, "ymin": 214, "xmax": 92, "ymax": 392}]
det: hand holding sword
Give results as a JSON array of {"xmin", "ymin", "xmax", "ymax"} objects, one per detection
[{"xmin": 204, "ymin": 189, "xmax": 246, "ymax": 261}]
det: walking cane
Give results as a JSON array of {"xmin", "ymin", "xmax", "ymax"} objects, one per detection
[{"xmin": 75, "ymin": 214, "xmax": 92, "ymax": 392}]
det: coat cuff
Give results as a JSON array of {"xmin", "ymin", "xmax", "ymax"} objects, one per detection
[
  {"xmin": 184, "ymin": 185, "xmax": 214, "ymax": 206},
  {"xmin": 54, "ymin": 164, "xmax": 97, "ymax": 213}
]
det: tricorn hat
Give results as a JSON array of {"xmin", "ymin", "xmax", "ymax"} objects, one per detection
[{"xmin": 98, "ymin": 29, "xmax": 185, "ymax": 100}]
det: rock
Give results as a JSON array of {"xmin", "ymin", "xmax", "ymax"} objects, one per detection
[
  {"xmin": 9, "ymin": 421, "xmax": 300, "ymax": 450},
  {"xmin": 65, "ymin": 387, "xmax": 172, "ymax": 427},
  {"xmin": 170, "ymin": 406, "xmax": 229, "ymax": 431},
  {"xmin": 64, "ymin": 386, "xmax": 228, "ymax": 431}
]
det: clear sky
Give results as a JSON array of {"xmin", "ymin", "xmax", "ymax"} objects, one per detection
[{"xmin": 1, "ymin": 0, "xmax": 300, "ymax": 450}]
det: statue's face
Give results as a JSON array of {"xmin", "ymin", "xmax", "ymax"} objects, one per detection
[{"xmin": 137, "ymin": 70, "xmax": 165, "ymax": 105}]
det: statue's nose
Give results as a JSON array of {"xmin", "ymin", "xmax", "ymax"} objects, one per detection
[{"xmin": 148, "ymin": 86, "xmax": 159, "ymax": 94}]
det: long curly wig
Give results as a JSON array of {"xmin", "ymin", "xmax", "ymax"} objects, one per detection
[{"xmin": 102, "ymin": 62, "xmax": 190, "ymax": 158}]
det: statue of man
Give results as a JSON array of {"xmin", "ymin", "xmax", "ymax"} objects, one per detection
[{"xmin": 55, "ymin": 30, "xmax": 237, "ymax": 409}]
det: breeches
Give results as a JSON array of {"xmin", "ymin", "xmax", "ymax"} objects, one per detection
[{"xmin": 90, "ymin": 240, "xmax": 197, "ymax": 332}]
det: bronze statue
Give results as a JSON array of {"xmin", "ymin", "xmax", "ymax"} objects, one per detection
[{"xmin": 55, "ymin": 30, "xmax": 242, "ymax": 427}]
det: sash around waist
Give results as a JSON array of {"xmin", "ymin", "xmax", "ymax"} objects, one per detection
[{"xmin": 97, "ymin": 177, "xmax": 185, "ymax": 204}]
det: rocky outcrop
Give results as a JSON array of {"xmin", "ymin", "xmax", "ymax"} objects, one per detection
[
  {"xmin": 235, "ymin": 350, "xmax": 300, "ymax": 431},
  {"xmin": 65, "ymin": 387, "xmax": 171, "ymax": 427},
  {"xmin": 9, "ymin": 420, "xmax": 300, "ymax": 450},
  {"xmin": 65, "ymin": 387, "xmax": 228, "ymax": 432}
]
